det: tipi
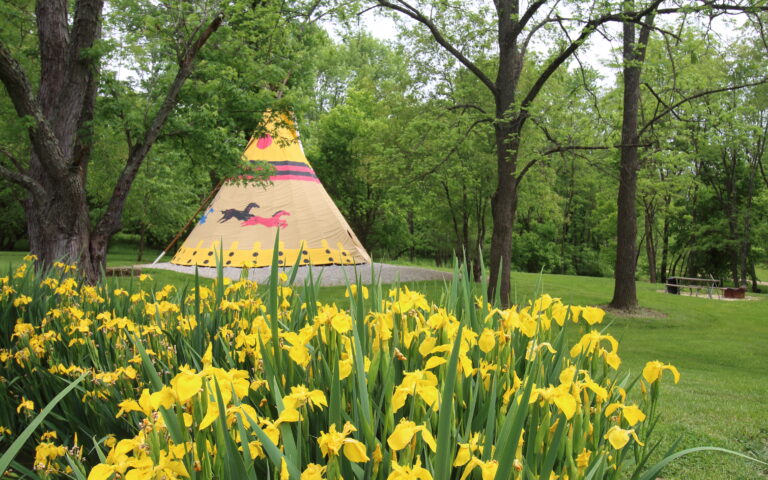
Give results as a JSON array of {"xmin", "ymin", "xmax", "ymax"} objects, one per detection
[{"xmin": 171, "ymin": 111, "xmax": 370, "ymax": 268}]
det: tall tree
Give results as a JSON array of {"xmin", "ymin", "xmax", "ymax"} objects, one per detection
[
  {"xmin": 0, "ymin": 0, "xmax": 222, "ymax": 280},
  {"xmin": 610, "ymin": 5, "xmax": 655, "ymax": 310},
  {"xmin": 610, "ymin": 10, "xmax": 768, "ymax": 308},
  {"xmin": 372, "ymin": 0, "xmax": 669, "ymax": 305}
]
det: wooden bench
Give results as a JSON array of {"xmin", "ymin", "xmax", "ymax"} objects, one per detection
[{"xmin": 665, "ymin": 276, "xmax": 721, "ymax": 299}]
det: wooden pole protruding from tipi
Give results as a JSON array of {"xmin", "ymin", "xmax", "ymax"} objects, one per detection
[{"xmin": 151, "ymin": 180, "xmax": 224, "ymax": 265}]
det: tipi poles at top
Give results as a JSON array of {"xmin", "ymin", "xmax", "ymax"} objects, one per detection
[{"xmin": 151, "ymin": 180, "xmax": 224, "ymax": 265}]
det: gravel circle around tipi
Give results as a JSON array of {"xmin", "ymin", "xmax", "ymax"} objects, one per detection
[{"xmin": 139, "ymin": 262, "xmax": 452, "ymax": 286}]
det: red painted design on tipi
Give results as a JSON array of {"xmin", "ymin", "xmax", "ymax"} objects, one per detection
[
  {"xmin": 256, "ymin": 135, "xmax": 272, "ymax": 149},
  {"xmin": 241, "ymin": 210, "xmax": 290, "ymax": 229}
]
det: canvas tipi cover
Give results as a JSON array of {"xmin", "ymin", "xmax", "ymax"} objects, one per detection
[{"xmin": 171, "ymin": 112, "xmax": 370, "ymax": 268}]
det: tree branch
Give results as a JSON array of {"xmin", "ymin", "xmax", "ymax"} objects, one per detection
[
  {"xmin": 0, "ymin": 40, "xmax": 68, "ymax": 179},
  {"xmin": 655, "ymin": 2, "xmax": 768, "ymax": 16},
  {"xmin": 373, "ymin": 0, "xmax": 497, "ymax": 95},
  {"xmin": 448, "ymin": 103, "xmax": 487, "ymax": 114},
  {"xmin": 412, "ymin": 117, "xmax": 494, "ymax": 181},
  {"xmin": 0, "ymin": 146, "xmax": 24, "ymax": 172},
  {"xmin": 94, "ymin": 13, "xmax": 224, "ymax": 237},
  {"xmin": 0, "ymin": 162, "xmax": 45, "ymax": 197},
  {"xmin": 510, "ymin": 1, "xmax": 549, "ymax": 40},
  {"xmin": 521, "ymin": 13, "xmax": 564, "ymax": 58},
  {"xmin": 552, "ymin": 15, "xmax": 603, "ymax": 120},
  {"xmin": 639, "ymin": 77, "xmax": 768, "ymax": 136},
  {"xmin": 67, "ymin": 0, "xmax": 105, "ymax": 169},
  {"xmin": 516, "ymin": 158, "xmax": 539, "ymax": 181},
  {"xmin": 519, "ymin": 0, "xmax": 665, "ymax": 116}
]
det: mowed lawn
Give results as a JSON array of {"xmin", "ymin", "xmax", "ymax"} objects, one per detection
[{"xmin": 1, "ymin": 251, "xmax": 767, "ymax": 478}]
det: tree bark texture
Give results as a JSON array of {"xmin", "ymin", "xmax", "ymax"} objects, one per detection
[
  {"xmin": 610, "ymin": 12, "xmax": 653, "ymax": 310},
  {"xmin": 485, "ymin": 0, "xmax": 523, "ymax": 306},
  {"xmin": 660, "ymin": 196, "xmax": 670, "ymax": 282},
  {"xmin": 487, "ymin": 121, "xmax": 521, "ymax": 305},
  {"xmin": 0, "ymin": 1, "xmax": 221, "ymax": 281},
  {"xmin": 643, "ymin": 201, "xmax": 657, "ymax": 283}
]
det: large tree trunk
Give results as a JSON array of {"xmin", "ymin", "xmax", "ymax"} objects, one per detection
[
  {"xmin": 739, "ymin": 154, "xmax": 759, "ymax": 286},
  {"xmin": 487, "ymin": 120, "xmax": 520, "ymax": 306},
  {"xmin": 0, "ymin": 2, "xmax": 222, "ymax": 281},
  {"xmin": 747, "ymin": 256, "xmax": 760, "ymax": 293},
  {"xmin": 659, "ymin": 195, "xmax": 671, "ymax": 282},
  {"xmin": 138, "ymin": 222, "xmax": 147, "ymax": 262},
  {"xmin": 610, "ymin": 13, "xmax": 653, "ymax": 310},
  {"xmin": 727, "ymin": 214, "xmax": 740, "ymax": 286},
  {"xmin": 486, "ymin": 1, "xmax": 522, "ymax": 306},
  {"xmin": 25, "ymin": 177, "xmax": 96, "ymax": 278},
  {"xmin": 20, "ymin": 0, "xmax": 104, "ymax": 278},
  {"xmin": 644, "ymin": 201, "xmax": 657, "ymax": 283}
]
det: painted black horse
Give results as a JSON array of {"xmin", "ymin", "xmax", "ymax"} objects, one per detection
[{"xmin": 219, "ymin": 202, "xmax": 260, "ymax": 222}]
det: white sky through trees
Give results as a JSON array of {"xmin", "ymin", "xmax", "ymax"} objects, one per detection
[{"xmin": 341, "ymin": 5, "xmax": 746, "ymax": 88}]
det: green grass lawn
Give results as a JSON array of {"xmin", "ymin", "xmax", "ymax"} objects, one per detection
[
  {"xmin": 1, "ymin": 251, "xmax": 766, "ymax": 478},
  {"xmin": 756, "ymin": 264, "xmax": 768, "ymax": 283}
]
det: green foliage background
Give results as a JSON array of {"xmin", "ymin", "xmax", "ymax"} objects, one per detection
[{"xmin": 0, "ymin": 1, "xmax": 766, "ymax": 286}]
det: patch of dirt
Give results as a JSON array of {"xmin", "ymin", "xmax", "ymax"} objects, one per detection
[{"xmin": 599, "ymin": 305, "xmax": 668, "ymax": 319}]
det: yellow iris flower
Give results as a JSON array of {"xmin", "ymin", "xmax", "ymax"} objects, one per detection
[
  {"xmin": 317, "ymin": 422, "xmax": 369, "ymax": 463},
  {"xmin": 115, "ymin": 389, "xmax": 152, "ymax": 418},
  {"xmin": 345, "ymin": 285, "xmax": 369, "ymax": 299},
  {"xmin": 387, "ymin": 457, "xmax": 433, "ymax": 480},
  {"xmin": 453, "ymin": 433, "xmax": 483, "ymax": 466},
  {"xmin": 301, "ymin": 463, "xmax": 327, "ymax": 480},
  {"xmin": 478, "ymin": 328, "xmax": 496, "ymax": 353},
  {"xmin": 604, "ymin": 425, "xmax": 645, "ymax": 449},
  {"xmin": 459, "ymin": 457, "xmax": 499, "ymax": 480},
  {"xmin": 604, "ymin": 403, "xmax": 646, "ymax": 426},
  {"xmin": 391, "ymin": 370, "xmax": 440, "ymax": 412},
  {"xmin": 387, "ymin": 419, "xmax": 437, "ymax": 452},
  {"xmin": 16, "ymin": 397, "xmax": 34, "ymax": 414},
  {"xmin": 283, "ymin": 385, "xmax": 328, "ymax": 411},
  {"xmin": 642, "ymin": 361, "xmax": 680, "ymax": 384}
]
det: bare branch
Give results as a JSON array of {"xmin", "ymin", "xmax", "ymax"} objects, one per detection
[
  {"xmin": 448, "ymin": 104, "xmax": 487, "ymax": 114},
  {"xmin": 373, "ymin": 0, "xmax": 497, "ymax": 95},
  {"xmin": 516, "ymin": 158, "xmax": 539, "ymax": 181},
  {"xmin": 655, "ymin": 2, "xmax": 768, "ymax": 16},
  {"xmin": 0, "ymin": 163, "xmax": 45, "ymax": 197},
  {"xmin": 94, "ymin": 13, "xmax": 224, "ymax": 237},
  {"xmin": 639, "ymin": 77, "xmax": 768, "ymax": 136},
  {"xmin": 519, "ymin": 0, "xmax": 665, "ymax": 116},
  {"xmin": 521, "ymin": 14, "xmax": 563, "ymax": 57},
  {"xmin": 552, "ymin": 15, "xmax": 603, "ymax": 121},
  {"xmin": 510, "ymin": 1, "xmax": 549, "ymax": 40}
]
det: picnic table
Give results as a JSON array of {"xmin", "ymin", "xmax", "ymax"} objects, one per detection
[{"xmin": 665, "ymin": 276, "xmax": 721, "ymax": 299}]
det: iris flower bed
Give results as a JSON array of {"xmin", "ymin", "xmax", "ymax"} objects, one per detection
[{"xmin": 0, "ymin": 253, "xmax": 703, "ymax": 480}]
